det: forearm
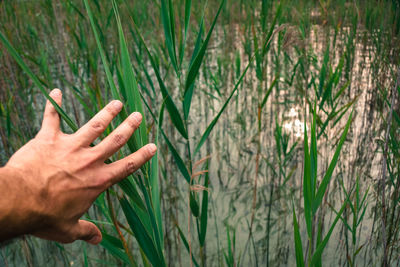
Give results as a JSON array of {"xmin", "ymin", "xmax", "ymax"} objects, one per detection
[{"xmin": 0, "ymin": 166, "xmax": 41, "ymax": 241}]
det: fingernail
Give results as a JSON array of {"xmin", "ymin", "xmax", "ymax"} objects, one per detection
[
  {"xmin": 131, "ymin": 112, "xmax": 142, "ymax": 124},
  {"xmin": 147, "ymin": 143, "xmax": 157, "ymax": 155},
  {"xmin": 50, "ymin": 88, "xmax": 61, "ymax": 97},
  {"xmin": 112, "ymin": 100, "xmax": 123, "ymax": 110}
]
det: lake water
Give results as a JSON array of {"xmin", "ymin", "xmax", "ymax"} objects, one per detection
[{"xmin": 177, "ymin": 21, "xmax": 398, "ymax": 266}]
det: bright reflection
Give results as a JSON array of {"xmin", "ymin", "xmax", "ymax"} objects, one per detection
[
  {"xmin": 283, "ymin": 107, "xmax": 307, "ymax": 138},
  {"xmin": 284, "ymin": 122, "xmax": 292, "ymax": 130},
  {"xmin": 288, "ymin": 108, "xmax": 298, "ymax": 117}
]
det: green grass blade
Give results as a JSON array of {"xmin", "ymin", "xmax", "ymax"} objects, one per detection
[
  {"xmin": 100, "ymin": 233, "xmax": 131, "ymax": 265},
  {"xmin": 183, "ymin": 17, "xmax": 203, "ymax": 120},
  {"xmin": 333, "ymin": 80, "xmax": 350, "ymax": 102},
  {"xmin": 179, "ymin": 0, "xmax": 192, "ymax": 65},
  {"xmin": 260, "ymin": 75, "xmax": 278, "ymax": 109},
  {"xmin": 175, "ymin": 223, "xmax": 200, "ymax": 267},
  {"xmin": 262, "ymin": 3, "xmax": 282, "ymax": 54},
  {"xmin": 313, "ymin": 110, "xmax": 353, "ymax": 213},
  {"xmin": 118, "ymin": 177, "xmax": 146, "ymax": 211},
  {"xmin": 318, "ymin": 43, "xmax": 330, "ymax": 98},
  {"xmin": 120, "ymin": 198, "xmax": 165, "ymax": 267},
  {"xmin": 183, "ymin": 83, "xmax": 195, "ymax": 121},
  {"xmin": 310, "ymin": 103, "xmax": 318, "ymax": 197},
  {"xmin": 292, "ymin": 203, "xmax": 305, "ymax": 267},
  {"xmin": 311, "ymin": 200, "xmax": 347, "ymax": 265},
  {"xmin": 253, "ymin": 24, "xmax": 261, "ymax": 78},
  {"xmin": 131, "ymin": 21, "xmax": 188, "ymax": 139},
  {"xmin": 235, "ymin": 51, "xmax": 241, "ymax": 79},
  {"xmin": 189, "ymin": 16, "xmax": 204, "ymax": 68},
  {"xmin": 160, "ymin": 0, "xmax": 178, "ymax": 74},
  {"xmin": 66, "ymin": 82, "xmax": 95, "ymax": 118},
  {"xmin": 314, "ymin": 220, "xmax": 323, "ymax": 267},
  {"xmin": 85, "ymin": 0, "xmax": 143, "ymax": 154},
  {"xmin": 143, "ymin": 100, "xmax": 198, "ymax": 218},
  {"xmin": 112, "ymin": 0, "xmax": 148, "ymax": 148},
  {"xmin": 0, "ymin": 31, "xmax": 77, "ymax": 131},
  {"xmin": 83, "ymin": 0, "xmax": 120, "ymax": 101},
  {"xmin": 190, "ymin": 192, "xmax": 200, "ymax": 217},
  {"xmin": 136, "ymin": 176, "xmax": 164, "ymax": 260},
  {"xmin": 150, "ymin": 105, "xmax": 163, "ymax": 248},
  {"xmin": 168, "ymin": 0, "xmax": 177, "ymax": 66},
  {"xmin": 226, "ymin": 227, "xmax": 233, "ymax": 265},
  {"xmin": 303, "ymin": 114, "xmax": 312, "ymax": 238},
  {"xmin": 199, "ymin": 162, "xmax": 209, "ymax": 246},
  {"xmin": 160, "ymin": 128, "xmax": 191, "ymax": 183},
  {"xmin": 183, "ymin": 0, "xmax": 225, "ymax": 118},
  {"xmin": 83, "ymin": 243, "xmax": 88, "ymax": 267},
  {"xmin": 140, "ymin": 95, "xmax": 191, "ymax": 184}
]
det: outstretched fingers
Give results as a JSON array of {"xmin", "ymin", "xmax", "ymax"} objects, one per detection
[
  {"xmin": 93, "ymin": 112, "xmax": 142, "ymax": 160},
  {"xmin": 40, "ymin": 89, "xmax": 63, "ymax": 136},
  {"xmin": 104, "ymin": 143, "xmax": 157, "ymax": 185},
  {"xmin": 74, "ymin": 100, "xmax": 123, "ymax": 147}
]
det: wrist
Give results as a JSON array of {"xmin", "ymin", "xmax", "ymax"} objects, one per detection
[{"xmin": 0, "ymin": 165, "xmax": 43, "ymax": 240}]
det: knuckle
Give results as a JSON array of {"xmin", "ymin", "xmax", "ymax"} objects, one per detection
[
  {"xmin": 47, "ymin": 107, "xmax": 58, "ymax": 115},
  {"xmin": 90, "ymin": 119, "xmax": 106, "ymax": 134},
  {"xmin": 94, "ymin": 175, "xmax": 110, "ymax": 189},
  {"xmin": 112, "ymin": 133, "xmax": 126, "ymax": 147},
  {"xmin": 36, "ymin": 130, "xmax": 57, "ymax": 143},
  {"xmin": 86, "ymin": 148, "xmax": 101, "ymax": 164},
  {"xmin": 43, "ymin": 111, "xmax": 54, "ymax": 121},
  {"xmin": 125, "ymin": 160, "xmax": 137, "ymax": 176}
]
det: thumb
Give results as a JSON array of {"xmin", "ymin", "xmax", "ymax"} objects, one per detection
[
  {"xmin": 74, "ymin": 220, "xmax": 102, "ymax": 245},
  {"xmin": 40, "ymin": 88, "xmax": 63, "ymax": 136}
]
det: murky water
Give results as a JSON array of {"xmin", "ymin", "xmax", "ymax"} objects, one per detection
[{"xmin": 174, "ymin": 21, "xmax": 397, "ymax": 266}]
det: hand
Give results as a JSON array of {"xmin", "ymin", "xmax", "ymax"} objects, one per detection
[{"xmin": 3, "ymin": 88, "xmax": 156, "ymax": 244}]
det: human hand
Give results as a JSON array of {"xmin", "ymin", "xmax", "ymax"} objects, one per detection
[{"xmin": 4, "ymin": 88, "xmax": 156, "ymax": 244}]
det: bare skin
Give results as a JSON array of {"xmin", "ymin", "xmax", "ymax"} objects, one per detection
[{"xmin": 0, "ymin": 88, "xmax": 156, "ymax": 245}]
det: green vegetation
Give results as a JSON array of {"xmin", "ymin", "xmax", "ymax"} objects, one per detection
[{"xmin": 0, "ymin": 0, "xmax": 399, "ymax": 266}]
